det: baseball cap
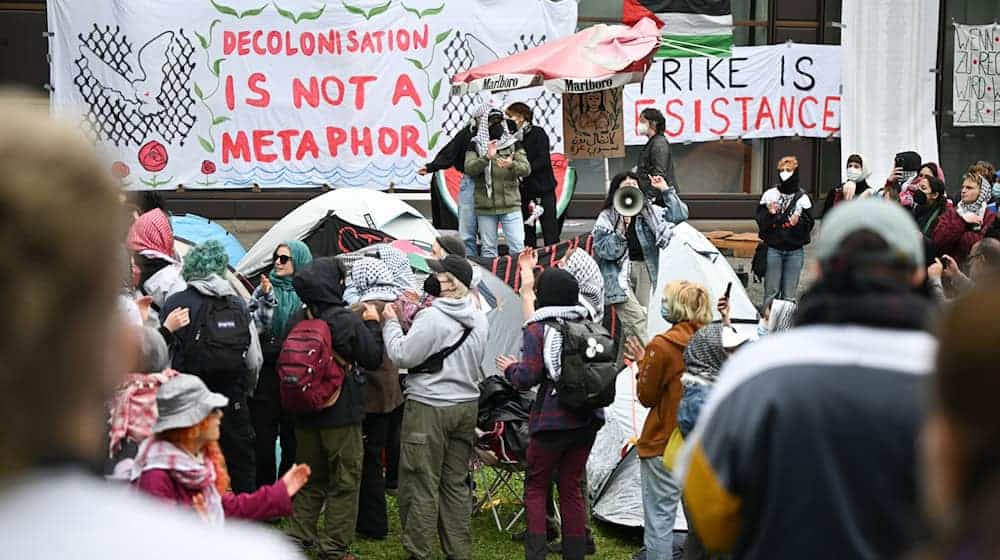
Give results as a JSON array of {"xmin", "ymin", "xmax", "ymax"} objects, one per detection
[
  {"xmin": 427, "ymin": 255, "xmax": 474, "ymax": 289},
  {"xmin": 813, "ymin": 198, "xmax": 924, "ymax": 268},
  {"xmin": 435, "ymin": 235, "xmax": 467, "ymax": 257}
]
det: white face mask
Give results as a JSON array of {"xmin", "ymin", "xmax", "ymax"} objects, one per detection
[
  {"xmin": 846, "ymin": 169, "xmax": 862, "ymax": 181},
  {"xmin": 637, "ymin": 121, "xmax": 649, "ymax": 136},
  {"xmin": 779, "ymin": 170, "xmax": 793, "ymax": 182}
]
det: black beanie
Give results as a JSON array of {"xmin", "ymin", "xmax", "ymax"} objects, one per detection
[{"xmin": 535, "ymin": 268, "xmax": 579, "ymax": 309}]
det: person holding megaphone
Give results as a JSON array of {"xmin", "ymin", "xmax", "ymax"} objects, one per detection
[{"xmin": 593, "ymin": 171, "xmax": 688, "ymax": 364}]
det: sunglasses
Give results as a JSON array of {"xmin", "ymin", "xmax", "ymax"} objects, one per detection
[{"xmin": 273, "ymin": 254, "xmax": 291, "ymax": 265}]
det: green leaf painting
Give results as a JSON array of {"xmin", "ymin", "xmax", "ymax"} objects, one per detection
[
  {"xmin": 400, "ymin": 2, "xmax": 443, "ymax": 19},
  {"xmin": 405, "ymin": 57, "xmax": 424, "ymax": 70},
  {"xmin": 275, "ymin": 3, "xmax": 326, "ymax": 23},
  {"xmin": 198, "ymin": 136, "xmax": 215, "ymax": 153},
  {"xmin": 430, "ymin": 78, "xmax": 442, "ymax": 100},
  {"xmin": 414, "ymin": 109, "xmax": 428, "ymax": 123},
  {"xmin": 193, "ymin": 83, "xmax": 205, "ymax": 99},
  {"xmin": 342, "ymin": 0, "xmax": 391, "ymax": 20},
  {"xmin": 210, "ymin": 0, "xmax": 238, "ymax": 17},
  {"xmin": 210, "ymin": 58, "xmax": 225, "ymax": 77},
  {"xmin": 428, "ymin": 130, "xmax": 442, "ymax": 151},
  {"xmin": 434, "ymin": 30, "xmax": 451, "ymax": 45},
  {"xmin": 239, "ymin": 5, "xmax": 268, "ymax": 17},
  {"xmin": 212, "ymin": 116, "xmax": 231, "ymax": 125}
]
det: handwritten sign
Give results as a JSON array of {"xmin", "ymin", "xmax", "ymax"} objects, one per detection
[
  {"xmin": 623, "ymin": 43, "xmax": 841, "ymax": 144},
  {"xmin": 563, "ymin": 87, "xmax": 625, "ymax": 159},
  {"xmin": 954, "ymin": 23, "xmax": 1000, "ymax": 127},
  {"xmin": 48, "ymin": 0, "xmax": 576, "ymax": 189}
]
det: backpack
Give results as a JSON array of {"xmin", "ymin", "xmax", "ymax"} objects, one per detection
[
  {"xmin": 545, "ymin": 320, "xmax": 617, "ymax": 411},
  {"xmin": 186, "ymin": 296, "xmax": 250, "ymax": 394},
  {"xmin": 277, "ymin": 319, "xmax": 349, "ymax": 414}
]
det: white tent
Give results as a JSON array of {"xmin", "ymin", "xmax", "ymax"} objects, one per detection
[
  {"xmin": 646, "ymin": 223, "xmax": 760, "ymax": 341},
  {"xmin": 588, "ymin": 365, "xmax": 687, "ymax": 531},
  {"xmin": 236, "ymin": 190, "xmax": 437, "ymax": 277}
]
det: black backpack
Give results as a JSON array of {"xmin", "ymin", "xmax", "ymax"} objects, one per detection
[
  {"xmin": 545, "ymin": 320, "xmax": 617, "ymax": 411},
  {"xmin": 186, "ymin": 295, "xmax": 251, "ymax": 394}
]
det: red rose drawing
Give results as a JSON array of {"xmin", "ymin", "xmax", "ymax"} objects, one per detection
[
  {"xmin": 111, "ymin": 161, "xmax": 131, "ymax": 179},
  {"xmin": 138, "ymin": 141, "xmax": 169, "ymax": 173},
  {"xmin": 201, "ymin": 160, "xmax": 217, "ymax": 175}
]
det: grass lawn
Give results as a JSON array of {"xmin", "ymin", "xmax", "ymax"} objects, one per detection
[{"xmin": 296, "ymin": 468, "xmax": 644, "ymax": 559}]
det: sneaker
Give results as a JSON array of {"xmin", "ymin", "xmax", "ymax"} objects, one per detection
[{"xmin": 524, "ymin": 202, "xmax": 544, "ymax": 226}]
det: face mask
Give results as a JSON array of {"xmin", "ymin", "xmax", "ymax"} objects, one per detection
[
  {"xmin": 504, "ymin": 118, "xmax": 518, "ymax": 133},
  {"xmin": 756, "ymin": 320, "xmax": 769, "ymax": 339},
  {"xmin": 912, "ymin": 189, "xmax": 928, "ymax": 206},
  {"xmin": 779, "ymin": 170, "xmax": 793, "ymax": 182},
  {"xmin": 846, "ymin": 169, "xmax": 862, "ymax": 181},
  {"xmin": 637, "ymin": 121, "xmax": 649, "ymax": 136},
  {"xmin": 660, "ymin": 303, "xmax": 671, "ymax": 322},
  {"xmin": 423, "ymin": 275, "xmax": 441, "ymax": 297},
  {"xmin": 993, "ymin": 182, "xmax": 1000, "ymax": 199},
  {"xmin": 488, "ymin": 123, "xmax": 505, "ymax": 141}
]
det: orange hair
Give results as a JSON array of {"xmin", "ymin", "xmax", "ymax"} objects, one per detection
[
  {"xmin": 777, "ymin": 156, "xmax": 799, "ymax": 170},
  {"xmin": 160, "ymin": 416, "xmax": 230, "ymax": 495}
]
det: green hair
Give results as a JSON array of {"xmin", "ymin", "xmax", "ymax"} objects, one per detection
[{"xmin": 182, "ymin": 240, "xmax": 229, "ymax": 281}]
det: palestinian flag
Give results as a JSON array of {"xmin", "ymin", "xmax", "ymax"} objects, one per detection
[{"xmin": 623, "ymin": 0, "xmax": 733, "ymax": 58}]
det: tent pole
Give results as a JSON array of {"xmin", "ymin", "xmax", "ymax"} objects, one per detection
[{"xmin": 603, "ymin": 157, "xmax": 610, "ymax": 194}]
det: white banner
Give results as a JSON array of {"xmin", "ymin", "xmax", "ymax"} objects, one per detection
[
  {"xmin": 953, "ymin": 23, "xmax": 1000, "ymax": 127},
  {"xmin": 48, "ymin": 0, "xmax": 576, "ymax": 190},
  {"xmin": 623, "ymin": 43, "xmax": 842, "ymax": 145}
]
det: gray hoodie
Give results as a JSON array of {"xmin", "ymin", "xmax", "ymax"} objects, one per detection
[
  {"xmin": 382, "ymin": 295, "xmax": 488, "ymax": 407},
  {"xmin": 186, "ymin": 275, "xmax": 264, "ymax": 391}
]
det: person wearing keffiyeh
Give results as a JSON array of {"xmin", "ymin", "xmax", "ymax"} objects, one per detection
[
  {"xmin": 127, "ymin": 208, "xmax": 186, "ymax": 318},
  {"xmin": 933, "ymin": 172, "xmax": 998, "ymax": 264},
  {"xmin": 501, "ymin": 269, "xmax": 604, "ymax": 560}
]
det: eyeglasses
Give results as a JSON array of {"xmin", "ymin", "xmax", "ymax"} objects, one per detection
[{"xmin": 273, "ymin": 254, "xmax": 291, "ymax": 265}]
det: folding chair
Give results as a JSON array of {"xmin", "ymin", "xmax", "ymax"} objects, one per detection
[{"xmin": 472, "ymin": 421, "xmax": 527, "ymax": 533}]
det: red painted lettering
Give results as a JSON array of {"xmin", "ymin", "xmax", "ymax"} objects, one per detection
[
  {"xmin": 734, "ymin": 96, "xmax": 753, "ymax": 132},
  {"xmin": 318, "ymin": 31, "xmax": 336, "ymax": 55},
  {"xmin": 267, "ymin": 31, "xmax": 282, "ymax": 55},
  {"xmin": 400, "ymin": 125, "xmax": 427, "ymax": 158},
  {"xmin": 378, "ymin": 127, "xmax": 399, "ymax": 154},
  {"xmin": 351, "ymin": 127, "xmax": 373, "ymax": 156},
  {"xmin": 412, "ymin": 24, "xmax": 428, "ymax": 50},
  {"xmin": 222, "ymin": 31, "xmax": 237, "ymax": 56},
  {"xmin": 799, "ymin": 96, "xmax": 818, "ymax": 130},
  {"xmin": 221, "ymin": 131, "xmax": 250, "ymax": 164},
  {"xmin": 291, "ymin": 77, "xmax": 319, "ymax": 109},
  {"xmin": 326, "ymin": 127, "xmax": 347, "ymax": 156},
  {"xmin": 709, "ymin": 98, "xmax": 730, "ymax": 136},
  {"xmin": 664, "ymin": 99, "xmax": 684, "ymax": 138},
  {"xmin": 236, "ymin": 31, "xmax": 251, "ymax": 56},
  {"xmin": 276, "ymin": 129, "xmax": 298, "ymax": 160},
  {"xmin": 297, "ymin": 130, "xmax": 320, "ymax": 160},
  {"xmin": 252, "ymin": 30, "xmax": 266, "ymax": 55},
  {"xmin": 754, "ymin": 97, "xmax": 776, "ymax": 130},
  {"xmin": 391, "ymin": 74, "xmax": 421, "ymax": 107},
  {"xmin": 224, "ymin": 75, "xmax": 235, "ymax": 111},
  {"xmin": 693, "ymin": 99, "xmax": 702, "ymax": 134},
  {"xmin": 822, "ymin": 96, "xmax": 840, "ymax": 133},
  {"xmin": 350, "ymin": 75, "xmax": 377, "ymax": 110},
  {"xmin": 778, "ymin": 96, "xmax": 796, "ymax": 128},
  {"xmin": 252, "ymin": 130, "xmax": 277, "ymax": 163},
  {"xmin": 322, "ymin": 77, "xmax": 346, "ymax": 106},
  {"xmin": 300, "ymin": 32, "xmax": 315, "ymax": 56},
  {"xmin": 346, "ymin": 30, "xmax": 359, "ymax": 53},
  {"xmin": 247, "ymin": 73, "xmax": 270, "ymax": 108}
]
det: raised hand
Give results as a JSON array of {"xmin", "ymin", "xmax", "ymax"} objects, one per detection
[
  {"xmin": 281, "ymin": 464, "xmax": 312, "ymax": 497},
  {"xmin": 162, "ymin": 307, "xmax": 190, "ymax": 333},
  {"xmin": 624, "ymin": 336, "xmax": 646, "ymax": 363}
]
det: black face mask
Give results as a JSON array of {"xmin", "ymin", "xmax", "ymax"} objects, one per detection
[
  {"xmin": 488, "ymin": 122, "xmax": 505, "ymax": 141},
  {"xmin": 423, "ymin": 274, "xmax": 441, "ymax": 297},
  {"xmin": 912, "ymin": 189, "xmax": 928, "ymax": 207}
]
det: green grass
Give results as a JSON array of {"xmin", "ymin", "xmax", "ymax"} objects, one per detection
[{"xmin": 294, "ymin": 468, "xmax": 643, "ymax": 559}]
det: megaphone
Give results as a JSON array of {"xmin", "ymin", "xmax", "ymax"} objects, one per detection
[{"xmin": 613, "ymin": 185, "xmax": 645, "ymax": 217}]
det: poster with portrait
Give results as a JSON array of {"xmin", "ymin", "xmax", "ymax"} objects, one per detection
[{"xmin": 562, "ymin": 87, "xmax": 625, "ymax": 160}]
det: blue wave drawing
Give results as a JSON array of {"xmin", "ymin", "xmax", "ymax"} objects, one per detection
[{"xmin": 216, "ymin": 161, "xmax": 427, "ymax": 188}]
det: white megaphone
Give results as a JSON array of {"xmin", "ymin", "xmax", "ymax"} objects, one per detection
[{"xmin": 613, "ymin": 185, "xmax": 645, "ymax": 217}]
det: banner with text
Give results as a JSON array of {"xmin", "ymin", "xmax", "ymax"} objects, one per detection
[
  {"xmin": 623, "ymin": 43, "xmax": 842, "ymax": 145},
  {"xmin": 954, "ymin": 23, "xmax": 1000, "ymax": 127},
  {"xmin": 48, "ymin": 0, "xmax": 576, "ymax": 189}
]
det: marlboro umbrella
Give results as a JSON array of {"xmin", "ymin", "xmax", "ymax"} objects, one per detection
[{"xmin": 451, "ymin": 17, "xmax": 661, "ymax": 95}]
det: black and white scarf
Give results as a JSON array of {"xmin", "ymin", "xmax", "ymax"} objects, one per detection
[{"xmin": 525, "ymin": 305, "xmax": 589, "ymax": 382}]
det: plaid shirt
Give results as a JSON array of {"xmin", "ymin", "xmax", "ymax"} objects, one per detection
[{"xmin": 504, "ymin": 322, "xmax": 602, "ymax": 435}]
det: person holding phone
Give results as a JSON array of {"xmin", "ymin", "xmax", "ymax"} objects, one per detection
[{"xmin": 756, "ymin": 156, "xmax": 815, "ymax": 308}]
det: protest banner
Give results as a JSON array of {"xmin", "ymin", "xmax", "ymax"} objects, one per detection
[
  {"xmin": 623, "ymin": 43, "xmax": 841, "ymax": 144},
  {"xmin": 48, "ymin": 0, "xmax": 576, "ymax": 190},
  {"xmin": 953, "ymin": 23, "xmax": 1000, "ymax": 127},
  {"xmin": 563, "ymin": 88, "xmax": 626, "ymax": 159}
]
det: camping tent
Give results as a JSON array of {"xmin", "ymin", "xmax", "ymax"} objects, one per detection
[
  {"xmin": 588, "ymin": 366, "xmax": 687, "ymax": 531},
  {"xmin": 646, "ymin": 223, "xmax": 760, "ymax": 341},
  {"xmin": 174, "ymin": 237, "xmax": 251, "ymax": 301},
  {"xmin": 237, "ymin": 190, "xmax": 438, "ymax": 278},
  {"xmin": 171, "ymin": 214, "xmax": 246, "ymax": 266}
]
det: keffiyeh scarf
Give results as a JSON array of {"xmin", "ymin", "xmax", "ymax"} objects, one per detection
[
  {"xmin": 525, "ymin": 305, "xmax": 589, "ymax": 382},
  {"xmin": 560, "ymin": 250, "xmax": 604, "ymax": 322},
  {"xmin": 130, "ymin": 438, "xmax": 225, "ymax": 526},
  {"xmin": 957, "ymin": 176, "xmax": 992, "ymax": 222},
  {"xmin": 127, "ymin": 209, "xmax": 178, "ymax": 264},
  {"xmin": 681, "ymin": 324, "xmax": 725, "ymax": 385}
]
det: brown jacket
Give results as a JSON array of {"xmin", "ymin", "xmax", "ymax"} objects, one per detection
[
  {"xmin": 636, "ymin": 321, "xmax": 699, "ymax": 459},
  {"xmin": 351, "ymin": 301, "xmax": 404, "ymax": 414}
]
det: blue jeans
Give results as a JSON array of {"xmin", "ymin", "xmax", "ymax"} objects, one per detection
[
  {"xmin": 477, "ymin": 210, "xmax": 525, "ymax": 258},
  {"xmin": 640, "ymin": 456, "xmax": 680, "ymax": 560},
  {"xmin": 457, "ymin": 174, "xmax": 478, "ymax": 257},
  {"xmin": 764, "ymin": 247, "xmax": 805, "ymax": 308}
]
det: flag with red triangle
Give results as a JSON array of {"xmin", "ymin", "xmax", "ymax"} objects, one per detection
[{"xmin": 623, "ymin": 0, "xmax": 733, "ymax": 58}]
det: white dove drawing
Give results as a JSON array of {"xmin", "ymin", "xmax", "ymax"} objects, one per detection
[{"xmin": 79, "ymin": 31, "xmax": 175, "ymax": 116}]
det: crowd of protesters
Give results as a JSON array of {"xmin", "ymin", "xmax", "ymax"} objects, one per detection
[{"xmin": 8, "ymin": 93, "xmax": 1000, "ymax": 560}]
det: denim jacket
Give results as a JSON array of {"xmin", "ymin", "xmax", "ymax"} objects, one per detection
[{"xmin": 592, "ymin": 188, "xmax": 688, "ymax": 305}]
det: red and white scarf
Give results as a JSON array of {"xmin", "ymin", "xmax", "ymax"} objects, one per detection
[{"xmin": 130, "ymin": 438, "xmax": 225, "ymax": 526}]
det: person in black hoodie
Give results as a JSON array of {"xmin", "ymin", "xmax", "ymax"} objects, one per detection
[
  {"xmin": 756, "ymin": 155, "xmax": 815, "ymax": 307},
  {"xmin": 419, "ymin": 120, "xmax": 479, "ymax": 256},
  {"xmin": 284, "ymin": 257, "xmax": 384, "ymax": 560},
  {"xmin": 507, "ymin": 102, "xmax": 561, "ymax": 248},
  {"xmin": 822, "ymin": 153, "xmax": 871, "ymax": 215}
]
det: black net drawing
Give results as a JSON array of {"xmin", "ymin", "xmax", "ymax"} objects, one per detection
[
  {"xmin": 441, "ymin": 32, "xmax": 563, "ymax": 149},
  {"xmin": 73, "ymin": 24, "xmax": 197, "ymax": 148}
]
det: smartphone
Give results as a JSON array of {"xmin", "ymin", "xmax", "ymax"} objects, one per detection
[{"xmin": 724, "ymin": 282, "xmax": 733, "ymax": 298}]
